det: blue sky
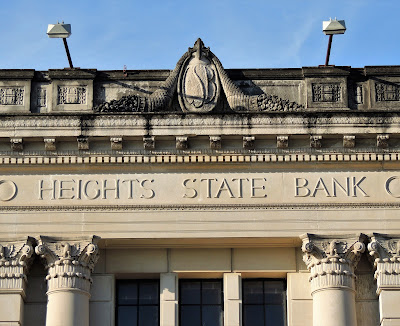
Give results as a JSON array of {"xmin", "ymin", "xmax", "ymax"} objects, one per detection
[{"xmin": 1, "ymin": 0, "xmax": 399, "ymax": 70}]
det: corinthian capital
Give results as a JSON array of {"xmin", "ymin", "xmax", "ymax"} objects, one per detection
[
  {"xmin": 368, "ymin": 233, "xmax": 400, "ymax": 293},
  {"xmin": 301, "ymin": 234, "xmax": 366, "ymax": 294},
  {"xmin": 0, "ymin": 237, "xmax": 35, "ymax": 296},
  {"xmin": 35, "ymin": 236, "xmax": 100, "ymax": 295}
]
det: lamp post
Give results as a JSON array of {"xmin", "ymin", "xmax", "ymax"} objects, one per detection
[
  {"xmin": 47, "ymin": 22, "xmax": 74, "ymax": 68},
  {"xmin": 322, "ymin": 18, "xmax": 346, "ymax": 66}
]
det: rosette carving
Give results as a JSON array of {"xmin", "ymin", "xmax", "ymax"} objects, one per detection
[
  {"xmin": 301, "ymin": 234, "xmax": 366, "ymax": 294},
  {"xmin": 368, "ymin": 233, "xmax": 400, "ymax": 293},
  {"xmin": 35, "ymin": 236, "xmax": 100, "ymax": 295}
]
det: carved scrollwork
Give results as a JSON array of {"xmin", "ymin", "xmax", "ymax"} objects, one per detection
[
  {"xmin": 301, "ymin": 234, "xmax": 366, "ymax": 294},
  {"xmin": 0, "ymin": 237, "xmax": 35, "ymax": 292},
  {"xmin": 35, "ymin": 236, "xmax": 100, "ymax": 294},
  {"xmin": 367, "ymin": 234, "xmax": 400, "ymax": 293},
  {"xmin": 94, "ymin": 38, "xmax": 303, "ymax": 113}
]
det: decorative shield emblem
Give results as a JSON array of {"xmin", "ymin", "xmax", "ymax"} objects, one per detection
[{"xmin": 178, "ymin": 49, "xmax": 220, "ymax": 113}]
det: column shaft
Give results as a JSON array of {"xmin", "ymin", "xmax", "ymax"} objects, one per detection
[
  {"xmin": 46, "ymin": 290, "xmax": 89, "ymax": 326},
  {"xmin": 312, "ymin": 289, "xmax": 356, "ymax": 326}
]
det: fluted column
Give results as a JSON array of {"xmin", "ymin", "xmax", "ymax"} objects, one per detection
[
  {"xmin": 301, "ymin": 234, "xmax": 366, "ymax": 326},
  {"xmin": 368, "ymin": 233, "xmax": 400, "ymax": 326},
  {"xmin": 35, "ymin": 236, "xmax": 100, "ymax": 326},
  {"xmin": 0, "ymin": 237, "xmax": 34, "ymax": 325}
]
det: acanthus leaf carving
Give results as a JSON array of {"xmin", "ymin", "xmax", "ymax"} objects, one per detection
[
  {"xmin": 368, "ymin": 233, "xmax": 400, "ymax": 293},
  {"xmin": 301, "ymin": 233, "xmax": 366, "ymax": 294},
  {"xmin": 0, "ymin": 237, "xmax": 35, "ymax": 293},
  {"xmin": 35, "ymin": 236, "xmax": 100, "ymax": 294}
]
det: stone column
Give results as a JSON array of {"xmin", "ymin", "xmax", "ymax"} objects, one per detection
[
  {"xmin": 0, "ymin": 237, "xmax": 34, "ymax": 326},
  {"xmin": 223, "ymin": 273, "xmax": 242, "ymax": 326},
  {"xmin": 368, "ymin": 233, "xmax": 400, "ymax": 326},
  {"xmin": 160, "ymin": 273, "xmax": 178, "ymax": 326},
  {"xmin": 301, "ymin": 234, "xmax": 366, "ymax": 326},
  {"xmin": 35, "ymin": 236, "xmax": 100, "ymax": 326}
]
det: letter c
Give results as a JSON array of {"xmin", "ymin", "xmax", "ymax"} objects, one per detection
[{"xmin": 385, "ymin": 176, "xmax": 400, "ymax": 198}]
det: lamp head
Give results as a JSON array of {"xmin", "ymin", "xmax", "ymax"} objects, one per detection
[
  {"xmin": 47, "ymin": 22, "xmax": 71, "ymax": 38},
  {"xmin": 323, "ymin": 18, "xmax": 346, "ymax": 35}
]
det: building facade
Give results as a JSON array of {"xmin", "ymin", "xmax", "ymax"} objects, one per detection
[{"xmin": 0, "ymin": 39, "xmax": 399, "ymax": 326}]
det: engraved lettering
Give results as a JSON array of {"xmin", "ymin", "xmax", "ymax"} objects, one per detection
[
  {"xmin": 59, "ymin": 180, "xmax": 75, "ymax": 199},
  {"xmin": 200, "ymin": 178, "xmax": 216, "ymax": 198},
  {"xmin": 232, "ymin": 178, "xmax": 249, "ymax": 198},
  {"xmin": 183, "ymin": 178, "xmax": 197, "ymax": 198},
  {"xmin": 251, "ymin": 178, "xmax": 267, "ymax": 198},
  {"xmin": 139, "ymin": 179, "xmax": 155, "ymax": 199},
  {"xmin": 102, "ymin": 179, "xmax": 119, "ymax": 199},
  {"xmin": 122, "ymin": 179, "xmax": 139, "ymax": 199},
  {"xmin": 385, "ymin": 176, "xmax": 400, "ymax": 198},
  {"xmin": 38, "ymin": 180, "xmax": 56, "ymax": 200},
  {"xmin": 295, "ymin": 178, "xmax": 310, "ymax": 197},
  {"xmin": 83, "ymin": 180, "xmax": 100, "ymax": 200},
  {"xmin": 332, "ymin": 178, "xmax": 350, "ymax": 197},
  {"xmin": 77, "ymin": 179, "xmax": 82, "ymax": 200},
  {"xmin": 311, "ymin": 178, "xmax": 331, "ymax": 197},
  {"xmin": 0, "ymin": 180, "xmax": 17, "ymax": 201},
  {"xmin": 215, "ymin": 178, "xmax": 235, "ymax": 198},
  {"xmin": 352, "ymin": 176, "xmax": 369, "ymax": 197}
]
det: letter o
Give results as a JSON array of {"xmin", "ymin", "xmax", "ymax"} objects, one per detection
[
  {"xmin": 385, "ymin": 176, "xmax": 400, "ymax": 198},
  {"xmin": 0, "ymin": 180, "xmax": 17, "ymax": 201}
]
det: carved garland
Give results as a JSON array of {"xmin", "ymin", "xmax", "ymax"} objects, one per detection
[{"xmin": 94, "ymin": 39, "xmax": 303, "ymax": 113}]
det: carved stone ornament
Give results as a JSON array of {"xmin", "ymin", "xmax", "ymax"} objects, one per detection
[
  {"xmin": 44, "ymin": 138, "xmax": 56, "ymax": 151},
  {"xmin": 310, "ymin": 135, "xmax": 322, "ymax": 149},
  {"xmin": 110, "ymin": 137, "xmax": 123, "ymax": 150},
  {"xmin": 210, "ymin": 136, "xmax": 221, "ymax": 150},
  {"xmin": 176, "ymin": 136, "xmax": 188, "ymax": 150},
  {"xmin": 10, "ymin": 138, "xmax": 23, "ymax": 152},
  {"xmin": 368, "ymin": 233, "xmax": 400, "ymax": 294},
  {"xmin": 77, "ymin": 136, "xmax": 89, "ymax": 150},
  {"xmin": 35, "ymin": 236, "xmax": 100, "ymax": 295},
  {"xmin": 377, "ymin": 134, "xmax": 389, "ymax": 149},
  {"xmin": 343, "ymin": 135, "xmax": 355, "ymax": 148},
  {"xmin": 0, "ymin": 237, "xmax": 34, "ymax": 295},
  {"xmin": 178, "ymin": 39, "xmax": 220, "ymax": 113},
  {"xmin": 143, "ymin": 136, "xmax": 155, "ymax": 150},
  {"xmin": 243, "ymin": 136, "xmax": 255, "ymax": 150},
  {"xmin": 301, "ymin": 234, "xmax": 366, "ymax": 294},
  {"xmin": 277, "ymin": 135, "xmax": 289, "ymax": 149},
  {"xmin": 95, "ymin": 38, "xmax": 303, "ymax": 113}
]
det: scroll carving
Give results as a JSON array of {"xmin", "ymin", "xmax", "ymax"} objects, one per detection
[
  {"xmin": 301, "ymin": 234, "xmax": 366, "ymax": 294},
  {"xmin": 95, "ymin": 38, "xmax": 303, "ymax": 113},
  {"xmin": 35, "ymin": 236, "xmax": 100, "ymax": 294},
  {"xmin": 368, "ymin": 233, "xmax": 400, "ymax": 293},
  {"xmin": 0, "ymin": 237, "xmax": 34, "ymax": 293}
]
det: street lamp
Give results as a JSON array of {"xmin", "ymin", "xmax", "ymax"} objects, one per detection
[
  {"xmin": 47, "ymin": 22, "xmax": 74, "ymax": 68},
  {"xmin": 322, "ymin": 18, "xmax": 346, "ymax": 66}
]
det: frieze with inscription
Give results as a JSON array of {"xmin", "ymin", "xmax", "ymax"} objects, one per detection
[{"xmin": 0, "ymin": 172, "xmax": 399, "ymax": 207}]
